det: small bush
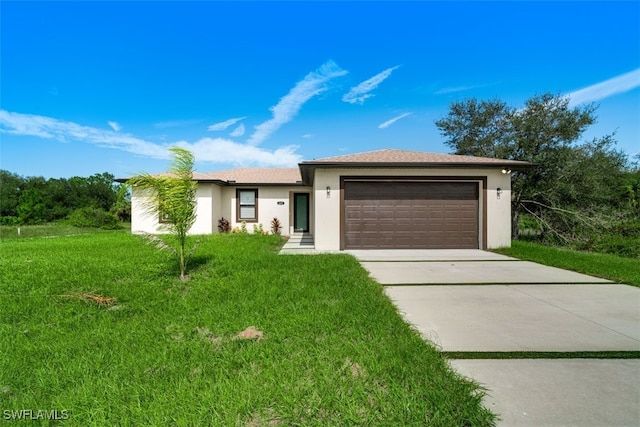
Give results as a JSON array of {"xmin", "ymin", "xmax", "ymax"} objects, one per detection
[
  {"xmin": 612, "ymin": 220, "xmax": 640, "ymax": 238},
  {"xmin": 218, "ymin": 217, "xmax": 231, "ymax": 233},
  {"xmin": 0, "ymin": 216, "xmax": 19, "ymax": 226},
  {"xmin": 252, "ymin": 223, "xmax": 264, "ymax": 234},
  {"xmin": 68, "ymin": 207, "xmax": 120, "ymax": 229},
  {"xmin": 588, "ymin": 235, "xmax": 640, "ymax": 258},
  {"xmin": 270, "ymin": 217, "xmax": 282, "ymax": 235}
]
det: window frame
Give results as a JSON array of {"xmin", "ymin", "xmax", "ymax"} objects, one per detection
[
  {"xmin": 236, "ymin": 189, "xmax": 258, "ymax": 222},
  {"xmin": 158, "ymin": 203, "xmax": 172, "ymax": 224},
  {"xmin": 158, "ymin": 209, "xmax": 172, "ymax": 224}
]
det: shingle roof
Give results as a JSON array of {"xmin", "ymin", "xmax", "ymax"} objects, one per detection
[
  {"xmin": 303, "ymin": 149, "xmax": 532, "ymax": 166},
  {"xmin": 116, "ymin": 149, "xmax": 533, "ymax": 185},
  {"xmin": 193, "ymin": 168, "xmax": 302, "ymax": 184}
]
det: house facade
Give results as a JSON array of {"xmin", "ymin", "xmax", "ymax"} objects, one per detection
[{"xmin": 129, "ymin": 149, "xmax": 532, "ymax": 250}]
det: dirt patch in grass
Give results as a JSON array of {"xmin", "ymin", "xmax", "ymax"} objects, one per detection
[
  {"xmin": 244, "ymin": 409, "xmax": 282, "ymax": 426},
  {"xmin": 236, "ymin": 326, "xmax": 265, "ymax": 341},
  {"xmin": 194, "ymin": 326, "xmax": 223, "ymax": 346},
  {"xmin": 342, "ymin": 357, "xmax": 366, "ymax": 379}
]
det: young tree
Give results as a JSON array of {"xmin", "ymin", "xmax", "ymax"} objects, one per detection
[
  {"xmin": 128, "ymin": 147, "xmax": 198, "ymax": 280},
  {"xmin": 436, "ymin": 93, "xmax": 627, "ymax": 240},
  {"xmin": 17, "ymin": 188, "xmax": 45, "ymax": 225}
]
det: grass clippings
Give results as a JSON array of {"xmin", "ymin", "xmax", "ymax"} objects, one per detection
[{"xmin": 62, "ymin": 292, "xmax": 118, "ymax": 306}]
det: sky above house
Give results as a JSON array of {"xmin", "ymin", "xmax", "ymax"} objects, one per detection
[{"xmin": 1, "ymin": 1, "xmax": 639, "ymax": 179}]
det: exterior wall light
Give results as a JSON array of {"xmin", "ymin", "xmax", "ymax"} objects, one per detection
[
  {"xmin": 496, "ymin": 187, "xmax": 503, "ymax": 199},
  {"xmin": 501, "ymin": 168, "xmax": 512, "ymax": 174},
  {"xmin": 326, "ymin": 186, "xmax": 331, "ymax": 198}
]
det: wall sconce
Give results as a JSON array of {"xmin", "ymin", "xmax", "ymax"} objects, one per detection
[
  {"xmin": 501, "ymin": 168, "xmax": 512, "ymax": 175},
  {"xmin": 326, "ymin": 186, "xmax": 331, "ymax": 198},
  {"xmin": 496, "ymin": 187, "xmax": 503, "ymax": 199}
]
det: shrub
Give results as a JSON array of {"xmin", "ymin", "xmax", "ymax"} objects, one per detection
[
  {"xmin": 590, "ymin": 235, "xmax": 640, "ymax": 258},
  {"xmin": 270, "ymin": 217, "xmax": 282, "ymax": 235},
  {"xmin": 218, "ymin": 217, "xmax": 231, "ymax": 233},
  {"xmin": 0, "ymin": 216, "xmax": 19, "ymax": 226},
  {"xmin": 252, "ymin": 223, "xmax": 264, "ymax": 234},
  {"xmin": 68, "ymin": 207, "xmax": 120, "ymax": 229}
]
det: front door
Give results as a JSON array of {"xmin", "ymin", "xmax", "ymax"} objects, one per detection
[{"xmin": 293, "ymin": 193, "xmax": 309, "ymax": 232}]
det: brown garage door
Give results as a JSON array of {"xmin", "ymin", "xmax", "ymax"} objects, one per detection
[{"xmin": 344, "ymin": 181, "xmax": 479, "ymax": 249}]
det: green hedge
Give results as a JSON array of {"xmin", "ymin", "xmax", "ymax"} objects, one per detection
[{"xmin": 68, "ymin": 207, "xmax": 120, "ymax": 229}]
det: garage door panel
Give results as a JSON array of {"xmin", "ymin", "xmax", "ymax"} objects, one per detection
[{"xmin": 344, "ymin": 181, "xmax": 479, "ymax": 249}]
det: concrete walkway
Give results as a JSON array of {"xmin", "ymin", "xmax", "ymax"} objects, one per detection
[
  {"xmin": 278, "ymin": 233, "xmax": 319, "ymax": 255},
  {"xmin": 350, "ymin": 250, "xmax": 640, "ymax": 427}
]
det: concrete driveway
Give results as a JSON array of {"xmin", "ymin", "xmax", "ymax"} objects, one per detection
[{"xmin": 348, "ymin": 249, "xmax": 640, "ymax": 427}]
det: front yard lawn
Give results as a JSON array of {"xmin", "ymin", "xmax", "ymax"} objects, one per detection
[
  {"xmin": 0, "ymin": 232, "xmax": 494, "ymax": 426},
  {"xmin": 493, "ymin": 241, "xmax": 640, "ymax": 287}
]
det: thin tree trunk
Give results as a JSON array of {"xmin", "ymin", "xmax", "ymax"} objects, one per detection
[
  {"xmin": 179, "ymin": 233, "xmax": 186, "ymax": 280},
  {"xmin": 511, "ymin": 205, "xmax": 520, "ymax": 240}
]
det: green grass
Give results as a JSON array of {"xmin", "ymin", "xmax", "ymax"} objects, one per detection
[
  {"xmin": 0, "ymin": 222, "xmax": 129, "ymax": 240},
  {"xmin": 0, "ymin": 232, "xmax": 494, "ymax": 426},
  {"xmin": 493, "ymin": 241, "xmax": 640, "ymax": 287}
]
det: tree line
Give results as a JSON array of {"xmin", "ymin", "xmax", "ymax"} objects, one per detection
[
  {"xmin": 436, "ymin": 93, "xmax": 640, "ymax": 258},
  {"xmin": 0, "ymin": 171, "xmax": 130, "ymax": 227}
]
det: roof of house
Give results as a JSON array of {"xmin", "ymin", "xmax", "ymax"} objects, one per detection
[
  {"xmin": 193, "ymin": 168, "xmax": 302, "ymax": 184},
  {"xmin": 303, "ymin": 149, "xmax": 533, "ymax": 166},
  {"xmin": 117, "ymin": 149, "xmax": 533, "ymax": 185},
  {"xmin": 298, "ymin": 149, "xmax": 534, "ymax": 183}
]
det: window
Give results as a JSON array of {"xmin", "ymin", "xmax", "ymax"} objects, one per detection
[
  {"xmin": 237, "ymin": 189, "xmax": 258, "ymax": 222},
  {"xmin": 158, "ymin": 203, "xmax": 172, "ymax": 224},
  {"xmin": 159, "ymin": 209, "xmax": 172, "ymax": 224}
]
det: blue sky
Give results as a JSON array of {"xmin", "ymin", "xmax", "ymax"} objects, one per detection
[{"xmin": 1, "ymin": 1, "xmax": 639, "ymax": 179}]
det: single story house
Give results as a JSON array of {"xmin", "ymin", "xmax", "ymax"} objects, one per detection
[{"xmin": 127, "ymin": 149, "xmax": 532, "ymax": 250}]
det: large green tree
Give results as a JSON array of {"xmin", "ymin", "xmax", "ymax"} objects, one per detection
[
  {"xmin": 0, "ymin": 170, "xmax": 24, "ymax": 218},
  {"xmin": 0, "ymin": 170, "xmax": 123, "ymax": 223},
  {"xmin": 436, "ymin": 93, "xmax": 628, "ymax": 241},
  {"xmin": 128, "ymin": 147, "xmax": 198, "ymax": 280}
]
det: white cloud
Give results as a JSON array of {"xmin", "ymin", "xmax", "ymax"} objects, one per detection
[
  {"xmin": 247, "ymin": 60, "xmax": 348, "ymax": 145},
  {"xmin": 175, "ymin": 138, "xmax": 302, "ymax": 167},
  {"xmin": 568, "ymin": 68, "xmax": 640, "ymax": 106},
  {"xmin": 301, "ymin": 134, "xmax": 314, "ymax": 139},
  {"xmin": 434, "ymin": 83, "xmax": 491, "ymax": 95},
  {"xmin": 378, "ymin": 112, "xmax": 412, "ymax": 129},
  {"xmin": 229, "ymin": 123, "xmax": 245, "ymax": 137},
  {"xmin": 0, "ymin": 110, "xmax": 168, "ymax": 158},
  {"xmin": 208, "ymin": 116, "xmax": 246, "ymax": 131},
  {"xmin": 154, "ymin": 119, "xmax": 203, "ymax": 129},
  {"xmin": 342, "ymin": 65, "xmax": 400, "ymax": 104},
  {"xmin": 108, "ymin": 121, "xmax": 122, "ymax": 131},
  {"xmin": 0, "ymin": 109, "xmax": 303, "ymax": 167}
]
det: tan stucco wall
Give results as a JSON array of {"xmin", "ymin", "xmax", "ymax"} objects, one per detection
[
  {"xmin": 311, "ymin": 167, "xmax": 512, "ymax": 250},
  {"xmin": 131, "ymin": 187, "xmax": 158, "ymax": 234},
  {"xmin": 222, "ymin": 185, "xmax": 312, "ymax": 235},
  {"xmin": 131, "ymin": 185, "xmax": 217, "ymax": 235},
  {"xmin": 132, "ymin": 184, "xmax": 311, "ymax": 236}
]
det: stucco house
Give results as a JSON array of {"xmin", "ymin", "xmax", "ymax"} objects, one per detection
[{"xmin": 128, "ymin": 149, "xmax": 532, "ymax": 250}]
